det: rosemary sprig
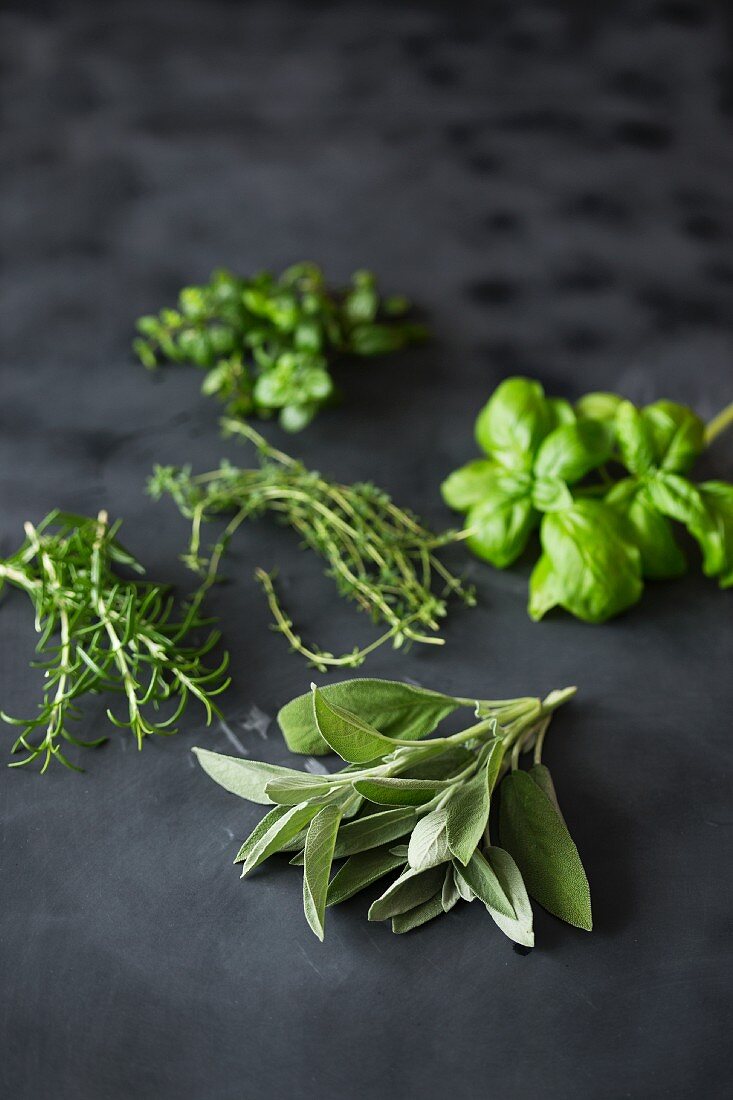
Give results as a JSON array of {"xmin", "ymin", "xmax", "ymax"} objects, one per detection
[
  {"xmin": 133, "ymin": 263, "xmax": 426, "ymax": 432},
  {"xmin": 149, "ymin": 422, "xmax": 475, "ymax": 671},
  {"xmin": 195, "ymin": 678, "xmax": 591, "ymax": 942},
  {"xmin": 0, "ymin": 510, "xmax": 230, "ymax": 772}
]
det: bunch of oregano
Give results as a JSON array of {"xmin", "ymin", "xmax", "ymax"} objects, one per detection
[
  {"xmin": 194, "ymin": 678, "xmax": 591, "ymax": 942},
  {"xmin": 442, "ymin": 377, "xmax": 733, "ymax": 622},
  {"xmin": 149, "ymin": 421, "xmax": 474, "ymax": 670},
  {"xmin": 0, "ymin": 510, "xmax": 230, "ymax": 771},
  {"xmin": 134, "ymin": 262, "xmax": 425, "ymax": 432}
]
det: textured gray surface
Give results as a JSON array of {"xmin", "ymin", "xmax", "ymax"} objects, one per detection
[{"xmin": 1, "ymin": 2, "xmax": 732, "ymax": 1097}]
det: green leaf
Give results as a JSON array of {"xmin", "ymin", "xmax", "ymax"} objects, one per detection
[
  {"xmin": 474, "ymin": 377, "xmax": 552, "ymax": 468},
  {"xmin": 546, "ymin": 397, "xmax": 576, "ymax": 429},
  {"xmin": 531, "ymin": 476, "xmax": 574, "ymax": 514},
  {"xmin": 441, "ymin": 459, "xmax": 498, "ymax": 512},
  {"xmin": 528, "ymin": 764, "xmax": 565, "ymax": 823},
  {"xmin": 693, "ymin": 481, "xmax": 733, "ymax": 586},
  {"xmin": 312, "ymin": 686, "xmax": 395, "ymax": 763},
  {"xmin": 456, "ymin": 849, "xmax": 515, "ymax": 919},
  {"xmin": 483, "ymin": 847, "xmax": 534, "ymax": 947},
  {"xmin": 391, "ymin": 890, "xmax": 445, "ymax": 934},
  {"xmin": 529, "ymin": 500, "xmax": 643, "ymax": 623},
  {"xmin": 353, "ymin": 776, "xmax": 454, "ymax": 807},
  {"xmin": 499, "ymin": 769, "xmax": 592, "ymax": 930},
  {"xmin": 615, "ymin": 400, "xmax": 656, "ymax": 475},
  {"xmin": 445, "ymin": 762, "xmax": 491, "ymax": 866},
  {"xmin": 333, "ymin": 807, "xmax": 416, "ymax": 858},
  {"xmin": 278, "ymin": 679, "xmax": 463, "ymax": 755},
  {"xmin": 368, "ymin": 865, "xmax": 445, "ymax": 921},
  {"xmin": 327, "ymin": 846, "xmax": 406, "ymax": 906},
  {"xmin": 646, "ymin": 471, "xmax": 710, "ymax": 532},
  {"xmin": 465, "ymin": 474, "xmax": 537, "ymax": 568},
  {"xmin": 441, "ymin": 865, "xmax": 462, "ymax": 912},
  {"xmin": 641, "ymin": 400, "xmax": 704, "ymax": 474},
  {"xmin": 453, "ymin": 865, "xmax": 476, "ymax": 902},
  {"xmin": 264, "ymin": 775, "xmax": 334, "ymax": 805},
  {"xmin": 574, "ymin": 391, "xmax": 622, "ymax": 425},
  {"xmin": 233, "ymin": 805, "xmax": 290, "ymax": 863},
  {"xmin": 533, "ymin": 419, "xmax": 612, "ymax": 483},
  {"xmin": 407, "ymin": 807, "xmax": 450, "ymax": 870},
  {"xmin": 606, "ymin": 479, "xmax": 686, "ymax": 579},
  {"xmin": 240, "ymin": 802, "xmax": 321, "ymax": 877},
  {"xmin": 302, "ymin": 804, "xmax": 342, "ymax": 940},
  {"xmin": 193, "ymin": 747, "xmax": 311, "ymax": 805}
]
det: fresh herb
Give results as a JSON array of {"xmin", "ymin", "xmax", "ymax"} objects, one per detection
[
  {"xmin": 194, "ymin": 678, "xmax": 591, "ymax": 942},
  {"xmin": 443, "ymin": 377, "xmax": 733, "ymax": 622},
  {"xmin": 0, "ymin": 510, "xmax": 230, "ymax": 772},
  {"xmin": 133, "ymin": 263, "xmax": 425, "ymax": 432},
  {"xmin": 149, "ymin": 421, "xmax": 474, "ymax": 670}
]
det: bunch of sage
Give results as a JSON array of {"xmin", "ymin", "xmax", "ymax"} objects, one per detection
[{"xmin": 195, "ymin": 678, "xmax": 591, "ymax": 942}]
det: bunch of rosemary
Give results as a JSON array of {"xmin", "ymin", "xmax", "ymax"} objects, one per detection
[
  {"xmin": 149, "ymin": 421, "xmax": 475, "ymax": 670},
  {"xmin": 195, "ymin": 678, "xmax": 591, "ymax": 942},
  {"xmin": 0, "ymin": 510, "xmax": 230, "ymax": 772},
  {"xmin": 134, "ymin": 262, "xmax": 425, "ymax": 432}
]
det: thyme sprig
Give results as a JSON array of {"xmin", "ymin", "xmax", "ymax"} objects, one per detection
[
  {"xmin": 149, "ymin": 422, "xmax": 475, "ymax": 670},
  {"xmin": 0, "ymin": 510, "xmax": 230, "ymax": 772},
  {"xmin": 134, "ymin": 263, "xmax": 426, "ymax": 432},
  {"xmin": 195, "ymin": 678, "xmax": 591, "ymax": 942}
]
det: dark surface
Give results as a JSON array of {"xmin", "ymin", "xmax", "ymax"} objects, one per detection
[{"xmin": 2, "ymin": 2, "xmax": 732, "ymax": 1097}]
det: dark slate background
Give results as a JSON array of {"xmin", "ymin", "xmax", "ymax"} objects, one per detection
[{"xmin": 2, "ymin": 2, "xmax": 732, "ymax": 1097}]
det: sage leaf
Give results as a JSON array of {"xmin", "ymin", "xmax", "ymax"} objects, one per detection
[
  {"xmin": 499, "ymin": 769, "xmax": 592, "ymax": 930},
  {"xmin": 441, "ymin": 865, "xmax": 461, "ymax": 912},
  {"xmin": 453, "ymin": 866, "xmax": 476, "ymax": 902},
  {"xmin": 312, "ymin": 686, "xmax": 395, "ymax": 763},
  {"xmin": 483, "ymin": 846, "xmax": 534, "ymax": 948},
  {"xmin": 241, "ymin": 802, "xmax": 321, "ymax": 878},
  {"xmin": 354, "ymin": 776, "xmax": 453, "ymax": 807},
  {"xmin": 407, "ymin": 807, "xmax": 450, "ymax": 871},
  {"xmin": 391, "ymin": 890, "xmax": 445, "ymax": 934},
  {"xmin": 528, "ymin": 764, "xmax": 565, "ymax": 824},
  {"xmin": 327, "ymin": 846, "xmax": 405, "ymax": 906},
  {"xmin": 303, "ymin": 804, "xmax": 342, "ymax": 940},
  {"xmin": 193, "ymin": 748, "xmax": 308, "ymax": 805},
  {"xmin": 278, "ymin": 678, "xmax": 463, "ymax": 755},
  {"xmin": 233, "ymin": 805, "xmax": 289, "ymax": 864},
  {"xmin": 457, "ymin": 850, "xmax": 515, "ymax": 919},
  {"xmin": 264, "ymin": 775, "xmax": 333, "ymax": 806},
  {"xmin": 333, "ymin": 807, "xmax": 416, "ymax": 858},
  {"xmin": 368, "ymin": 865, "xmax": 445, "ymax": 921},
  {"xmin": 445, "ymin": 762, "xmax": 491, "ymax": 866}
]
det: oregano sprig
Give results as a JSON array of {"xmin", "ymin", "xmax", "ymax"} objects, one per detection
[
  {"xmin": 149, "ymin": 422, "xmax": 475, "ymax": 670},
  {"xmin": 0, "ymin": 510, "xmax": 230, "ymax": 772},
  {"xmin": 194, "ymin": 678, "xmax": 591, "ymax": 942},
  {"xmin": 134, "ymin": 263, "xmax": 426, "ymax": 432}
]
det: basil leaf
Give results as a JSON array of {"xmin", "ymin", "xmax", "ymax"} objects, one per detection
[
  {"xmin": 529, "ymin": 500, "xmax": 643, "ymax": 623},
  {"xmin": 693, "ymin": 481, "xmax": 733, "ymax": 585},
  {"xmin": 474, "ymin": 377, "xmax": 552, "ymax": 468},
  {"xmin": 606, "ymin": 479, "xmax": 686, "ymax": 579},
  {"xmin": 457, "ymin": 850, "xmax": 515, "ymax": 919},
  {"xmin": 615, "ymin": 400, "xmax": 656, "ymax": 475},
  {"xmin": 278, "ymin": 679, "xmax": 462, "ymax": 755},
  {"xmin": 441, "ymin": 459, "xmax": 498, "ymax": 512},
  {"xmin": 646, "ymin": 471, "xmax": 710, "ymax": 532},
  {"xmin": 499, "ymin": 769, "xmax": 592, "ymax": 930},
  {"xmin": 391, "ymin": 890, "xmax": 445, "ymax": 934},
  {"xmin": 465, "ymin": 483, "xmax": 537, "ymax": 568},
  {"xmin": 483, "ymin": 846, "xmax": 534, "ymax": 947},
  {"xmin": 354, "ymin": 776, "xmax": 454, "ymax": 807},
  {"xmin": 193, "ymin": 748, "xmax": 310, "ymax": 805},
  {"xmin": 407, "ymin": 807, "xmax": 450, "ymax": 871},
  {"xmin": 312, "ymin": 686, "xmax": 395, "ymax": 763},
  {"xmin": 641, "ymin": 400, "xmax": 704, "ymax": 474},
  {"xmin": 445, "ymin": 763, "xmax": 491, "ymax": 866},
  {"xmin": 575, "ymin": 391, "xmax": 622, "ymax": 425},
  {"xmin": 368, "ymin": 864, "xmax": 445, "ymax": 921},
  {"xmin": 303, "ymin": 804, "xmax": 342, "ymax": 940},
  {"xmin": 327, "ymin": 846, "xmax": 406, "ymax": 906},
  {"xmin": 241, "ymin": 802, "xmax": 321, "ymax": 877},
  {"xmin": 531, "ymin": 476, "xmax": 574, "ymax": 513},
  {"xmin": 533, "ymin": 420, "xmax": 611, "ymax": 483},
  {"xmin": 264, "ymin": 775, "xmax": 334, "ymax": 805},
  {"xmin": 546, "ymin": 397, "xmax": 576, "ymax": 429},
  {"xmin": 333, "ymin": 807, "xmax": 416, "ymax": 858},
  {"xmin": 233, "ymin": 805, "xmax": 290, "ymax": 864}
]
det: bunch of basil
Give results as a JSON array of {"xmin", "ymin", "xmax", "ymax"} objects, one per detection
[{"xmin": 442, "ymin": 377, "xmax": 733, "ymax": 622}]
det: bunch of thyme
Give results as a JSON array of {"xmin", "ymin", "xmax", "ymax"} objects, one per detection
[
  {"xmin": 149, "ymin": 422, "xmax": 474, "ymax": 670},
  {"xmin": 0, "ymin": 510, "xmax": 230, "ymax": 772},
  {"xmin": 133, "ymin": 262, "xmax": 425, "ymax": 432}
]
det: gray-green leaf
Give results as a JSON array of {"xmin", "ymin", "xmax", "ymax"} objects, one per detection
[
  {"xmin": 241, "ymin": 802, "xmax": 321, "ymax": 878},
  {"xmin": 483, "ymin": 846, "xmax": 534, "ymax": 947},
  {"xmin": 333, "ymin": 807, "xmax": 416, "ymax": 858},
  {"xmin": 264, "ymin": 775, "xmax": 333, "ymax": 805},
  {"xmin": 391, "ymin": 890, "xmax": 445, "ymax": 934},
  {"xmin": 445, "ymin": 762, "xmax": 491, "ymax": 866},
  {"xmin": 354, "ymin": 776, "xmax": 454, "ymax": 807},
  {"xmin": 327, "ymin": 846, "xmax": 406, "ymax": 906},
  {"xmin": 407, "ymin": 807, "xmax": 450, "ymax": 871},
  {"xmin": 193, "ymin": 747, "xmax": 310, "ymax": 805},
  {"xmin": 312, "ymin": 686, "xmax": 395, "ymax": 763},
  {"xmin": 302, "ymin": 804, "xmax": 342, "ymax": 940},
  {"xmin": 233, "ymin": 805, "xmax": 290, "ymax": 864},
  {"xmin": 499, "ymin": 769, "xmax": 592, "ymax": 930},
  {"xmin": 457, "ymin": 849, "xmax": 515, "ymax": 919},
  {"xmin": 368, "ymin": 865, "xmax": 445, "ymax": 922}
]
